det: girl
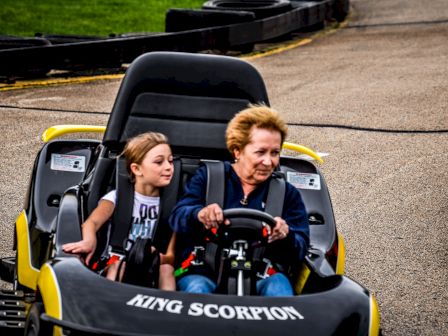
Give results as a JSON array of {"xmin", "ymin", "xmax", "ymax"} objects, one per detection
[{"xmin": 63, "ymin": 132, "xmax": 176, "ymax": 290}]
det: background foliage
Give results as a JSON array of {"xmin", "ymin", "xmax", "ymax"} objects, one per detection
[{"xmin": 1, "ymin": 0, "xmax": 204, "ymax": 37}]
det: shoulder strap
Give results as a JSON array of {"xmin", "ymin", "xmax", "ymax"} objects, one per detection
[
  {"xmin": 204, "ymin": 160, "xmax": 225, "ymax": 208},
  {"xmin": 110, "ymin": 156, "xmax": 134, "ymax": 254},
  {"xmin": 152, "ymin": 158, "xmax": 181, "ymax": 253},
  {"xmin": 264, "ymin": 172, "xmax": 286, "ymax": 218}
]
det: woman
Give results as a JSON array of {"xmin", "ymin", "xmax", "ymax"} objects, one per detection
[{"xmin": 169, "ymin": 105, "xmax": 309, "ymax": 296}]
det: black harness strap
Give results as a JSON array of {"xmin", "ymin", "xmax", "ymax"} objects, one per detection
[
  {"xmin": 110, "ymin": 157, "xmax": 182, "ymax": 254},
  {"xmin": 204, "ymin": 161, "xmax": 225, "ymax": 207},
  {"xmin": 201, "ymin": 162, "xmax": 287, "ymax": 295},
  {"xmin": 106, "ymin": 156, "xmax": 182, "ymax": 287},
  {"xmin": 264, "ymin": 172, "xmax": 286, "ymax": 218},
  {"xmin": 110, "ymin": 156, "xmax": 134, "ymax": 254},
  {"xmin": 152, "ymin": 158, "xmax": 181, "ymax": 253},
  {"xmin": 253, "ymin": 172, "xmax": 286, "ymax": 279}
]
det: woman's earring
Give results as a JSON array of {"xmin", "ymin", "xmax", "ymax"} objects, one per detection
[{"xmin": 234, "ymin": 158, "xmax": 238, "ymax": 163}]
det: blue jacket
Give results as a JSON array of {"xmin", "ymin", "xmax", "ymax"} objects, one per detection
[{"xmin": 169, "ymin": 162, "xmax": 310, "ymax": 271}]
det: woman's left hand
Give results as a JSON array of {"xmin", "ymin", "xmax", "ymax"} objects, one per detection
[{"xmin": 268, "ymin": 217, "xmax": 290, "ymax": 243}]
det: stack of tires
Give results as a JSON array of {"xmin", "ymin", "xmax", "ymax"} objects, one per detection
[
  {"xmin": 166, "ymin": 0, "xmax": 294, "ymax": 33},
  {"xmin": 0, "ymin": 35, "xmax": 50, "ymax": 50},
  {"xmin": 202, "ymin": 0, "xmax": 349, "ymax": 23},
  {"xmin": 202, "ymin": 0, "xmax": 293, "ymax": 19}
]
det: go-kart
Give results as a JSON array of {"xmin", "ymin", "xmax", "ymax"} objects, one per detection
[{"xmin": 0, "ymin": 51, "xmax": 380, "ymax": 335}]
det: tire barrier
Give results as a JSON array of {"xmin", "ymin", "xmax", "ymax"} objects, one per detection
[
  {"xmin": 332, "ymin": 0, "xmax": 350, "ymax": 22},
  {"xmin": 202, "ymin": 0, "xmax": 293, "ymax": 19},
  {"xmin": 166, "ymin": 9, "xmax": 255, "ymax": 32},
  {"xmin": 0, "ymin": 36, "xmax": 50, "ymax": 50},
  {"xmin": 34, "ymin": 33, "xmax": 110, "ymax": 45},
  {"xmin": 0, "ymin": 0, "xmax": 348, "ymax": 81}
]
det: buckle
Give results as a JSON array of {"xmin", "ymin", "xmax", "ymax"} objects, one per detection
[
  {"xmin": 108, "ymin": 251, "xmax": 125, "ymax": 264},
  {"xmin": 191, "ymin": 246, "xmax": 205, "ymax": 266},
  {"xmin": 256, "ymin": 258, "xmax": 276, "ymax": 279}
]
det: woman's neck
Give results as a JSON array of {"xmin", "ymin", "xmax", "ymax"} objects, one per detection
[{"xmin": 232, "ymin": 163, "xmax": 257, "ymax": 196}]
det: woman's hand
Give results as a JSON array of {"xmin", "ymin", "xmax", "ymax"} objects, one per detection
[
  {"xmin": 62, "ymin": 239, "xmax": 96, "ymax": 265},
  {"xmin": 268, "ymin": 217, "xmax": 290, "ymax": 243},
  {"xmin": 197, "ymin": 203, "xmax": 229, "ymax": 229}
]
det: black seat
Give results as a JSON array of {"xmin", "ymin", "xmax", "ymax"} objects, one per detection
[
  {"xmin": 32, "ymin": 140, "xmax": 98, "ymax": 233},
  {"xmin": 103, "ymin": 51, "xmax": 270, "ymax": 160},
  {"xmin": 82, "ymin": 52, "xmax": 271, "ymax": 257}
]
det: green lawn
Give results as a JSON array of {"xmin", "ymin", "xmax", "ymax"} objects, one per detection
[{"xmin": 1, "ymin": 0, "xmax": 204, "ymax": 37}]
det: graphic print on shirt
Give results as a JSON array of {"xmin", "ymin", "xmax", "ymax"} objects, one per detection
[
  {"xmin": 128, "ymin": 204, "xmax": 159, "ymax": 241},
  {"xmin": 101, "ymin": 190, "xmax": 160, "ymax": 247}
]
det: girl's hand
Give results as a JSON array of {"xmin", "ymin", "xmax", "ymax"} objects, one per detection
[
  {"xmin": 62, "ymin": 239, "xmax": 96, "ymax": 265},
  {"xmin": 268, "ymin": 217, "xmax": 290, "ymax": 243},
  {"xmin": 197, "ymin": 203, "xmax": 229, "ymax": 229}
]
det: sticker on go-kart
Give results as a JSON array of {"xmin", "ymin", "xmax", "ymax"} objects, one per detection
[
  {"xmin": 286, "ymin": 172, "xmax": 321, "ymax": 190},
  {"xmin": 51, "ymin": 154, "xmax": 86, "ymax": 172},
  {"xmin": 126, "ymin": 294, "xmax": 304, "ymax": 321}
]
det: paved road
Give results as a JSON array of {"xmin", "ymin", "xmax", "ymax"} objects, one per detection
[{"xmin": 0, "ymin": 0, "xmax": 447, "ymax": 334}]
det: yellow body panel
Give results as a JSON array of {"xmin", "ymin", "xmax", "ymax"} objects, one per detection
[
  {"xmin": 369, "ymin": 294, "xmax": 381, "ymax": 335},
  {"xmin": 336, "ymin": 232, "xmax": 346, "ymax": 275},
  {"xmin": 37, "ymin": 264, "xmax": 63, "ymax": 336},
  {"xmin": 282, "ymin": 142, "xmax": 324, "ymax": 163},
  {"xmin": 41, "ymin": 125, "xmax": 322, "ymax": 165},
  {"xmin": 16, "ymin": 211, "xmax": 40, "ymax": 290},
  {"xmin": 294, "ymin": 263, "xmax": 311, "ymax": 294},
  {"xmin": 42, "ymin": 125, "xmax": 106, "ymax": 143}
]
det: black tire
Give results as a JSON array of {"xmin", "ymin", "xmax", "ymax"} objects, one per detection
[
  {"xmin": 24, "ymin": 303, "xmax": 52, "ymax": 336},
  {"xmin": 165, "ymin": 8, "xmax": 255, "ymax": 32},
  {"xmin": 202, "ymin": 0, "xmax": 292, "ymax": 19},
  {"xmin": 333, "ymin": 0, "xmax": 349, "ymax": 22},
  {"xmin": 0, "ymin": 36, "xmax": 50, "ymax": 50}
]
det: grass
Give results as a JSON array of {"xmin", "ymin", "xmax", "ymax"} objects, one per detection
[{"xmin": 1, "ymin": 0, "xmax": 204, "ymax": 37}]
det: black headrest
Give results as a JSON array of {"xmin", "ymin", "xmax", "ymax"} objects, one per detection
[{"xmin": 103, "ymin": 52, "xmax": 269, "ymax": 160}]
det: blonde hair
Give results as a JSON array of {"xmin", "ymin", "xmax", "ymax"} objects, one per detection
[
  {"xmin": 122, "ymin": 132, "xmax": 169, "ymax": 180},
  {"xmin": 226, "ymin": 104, "xmax": 288, "ymax": 156}
]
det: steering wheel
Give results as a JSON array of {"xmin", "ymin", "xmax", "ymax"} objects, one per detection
[
  {"xmin": 223, "ymin": 208, "xmax": 277, "ymax": 228},
  {"xmin": 212, "ymin": 209, "xmax": 277, "ymax": 296},
  {"xmin": 209, "ymin": 208, "xmax": 277, "ymax": 246}
]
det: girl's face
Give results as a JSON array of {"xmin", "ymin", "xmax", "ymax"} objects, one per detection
[
  {"xmin": 131, "ymin": 144, "xmax": 173, "ymax": 189},
  {"xmin": 233, "ymin": 127, "xmax": 281, "ymax": 185}
]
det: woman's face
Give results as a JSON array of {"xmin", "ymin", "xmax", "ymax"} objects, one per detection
[{"xmin": 234, "ymin": 127, "xmax": 282, "ymax": 185}]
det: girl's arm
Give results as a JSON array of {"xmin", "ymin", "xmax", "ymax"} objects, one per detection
[
  {"xmin": 159, "ymin": 233, "xmax": 176, "ymax": 291},
  {"xmin": 160, "ymin": 233, "xmax": 176, "ymax": 265},
  {"xmin": 62, "ymin": 199, "xmax": 115, "ymax": 264}
]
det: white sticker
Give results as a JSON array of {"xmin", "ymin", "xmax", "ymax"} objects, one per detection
[
  {"xmin": 286, "ymin": 171, "xmax": 321, "ymax": 190},
  {"xmin": 51, "ymin": 154, "xmax": 86, "ymax": 172}
]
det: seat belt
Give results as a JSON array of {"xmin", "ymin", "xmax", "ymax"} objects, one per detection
[
  {"xmin": 203, "ymin": 162, "xmax": 286, "ymax": 295},
  {"xmin": 109, "ymin": 157, "xmax": 182, "ymax": 254},
  {"xmin": 264, "ymin": 171, "xmax": 286, "ymax": 218},
  {"xmin": 204, "ymin": 160, "xmax": 225, "ymax": 208},
  {"xmin": 109, "ymin": 156, "xmax": 134, "ymax": 255},
  {"xmin": 204, "ymin": 161, "xmax": 286, "ymax": 217},
  {"xmin": 152, "ymin": 158, "xmax": 181, "ymax": 253},
  {"xmin": 202, "ymin": 161, "xmax": 225, "ymax": 276}
]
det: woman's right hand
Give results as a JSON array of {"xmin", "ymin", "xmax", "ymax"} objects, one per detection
[
  {"xmin": 197, "ymin": 203, "xmax": 229, "ymax": 229},
  {"xmin": 62, "ymin": 239, "xmax": 96, "ymax": 265}
]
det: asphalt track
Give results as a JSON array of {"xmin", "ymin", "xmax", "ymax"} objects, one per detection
[{"xmin": 0, "ymin": 0, "xmax": 447, "ymax": 334}]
